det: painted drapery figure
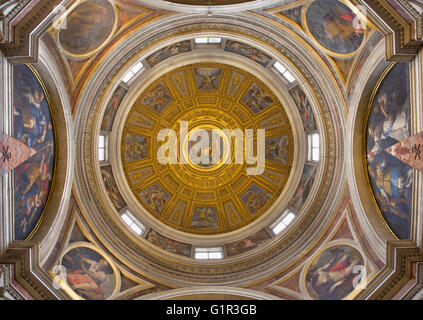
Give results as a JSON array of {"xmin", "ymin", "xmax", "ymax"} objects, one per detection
[
  {"xmin": 13, "ymin": 65, "xmax": 55, "ymax": 240},
  {"xmin": 367, "ymin": 63, "xmax": 412, "ymax": 239}
]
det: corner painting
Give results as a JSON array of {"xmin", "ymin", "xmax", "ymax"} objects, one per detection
[
  {"xmin": 366, "ymin": 63, "xmax": 412, "ymax": 239},
  {"xmin": 58, "ymin": 0, "xmax": 117, "ymax": 58},
  {"xmin": 13, "ymin": 65, "xmax": 55, "ymax": 240},
  {"xmin": 59, "ymin": 244, "xmax": 118, "ymax": 300},
  {"xmin": 305, "ymin": 0, "xmax": 365, "ymax": 55},
  {"xmin": 304, "ymin": 244, "xmax": 365, "ymax": 300}
]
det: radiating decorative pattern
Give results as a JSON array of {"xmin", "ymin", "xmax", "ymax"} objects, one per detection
[
  {"xmin": 120, "ymin": 63, "xmax": 295, "ymax": 235},
  {"xmin": 366, "ymin": 63, "xmax": 412, "ymax": 239},
  {"xmin": 13, "ymin": 64, "xmax": 55, "ymax": 241}
]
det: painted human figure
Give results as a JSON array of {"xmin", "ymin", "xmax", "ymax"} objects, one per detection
[
  {"xmin": 244, "ymin": 84, "xmax": 273, "ymax": 113},
  {"xmin": 323, "ymin": 6, "xmax": 364, "ymax": 42},
  {"xmin": 369, "ymin": 91, "xmax": 410, "ymax": 157},
  {"xmin": 266, "ymin": 137, "xmax": 288, "ymax": 163},
  {"xmin": 307, "ymin": 248, "xmax": 362, "ymax": 299},
  {"xmin": 143, "ymin": 185, "xmax": 167, "ymax": 213},
  {"xmin": 65, "ymin": 254, "xmax": 111, "ymax": 300},
  {"xmin": 14, "ymin": 87, "xmax": 48, "ymax": 148},
  {"xmin": 291, "ymin": 88, "xmax": 314, "ymax": 131}
]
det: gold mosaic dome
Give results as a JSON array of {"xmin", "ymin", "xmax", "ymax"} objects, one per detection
[{"xmin": 120, "ymin": 62, "xmax": 294, "ymax": 235}]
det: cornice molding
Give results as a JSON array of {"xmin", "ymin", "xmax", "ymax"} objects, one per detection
[
  {"xmin": 360, "ymin": 0, "xmax": 423, "ymax": 61},
  {"xmin": 72, "ymin": 13, "xmax": 346, "ymax": 287},
  {"xmin": 0, "ymin": 242, "xmax": 69, "ymax": 300},
  {"xmin": 0, "ymin": 0, "xmax": 421, "ymax": 63},
  {"xmin": 356, "ymin": 241, "xmax": 423, "ymax": 299},
  {"xmin": 0, "ymin": 0, "xmax": 62, "ymax": 63}
]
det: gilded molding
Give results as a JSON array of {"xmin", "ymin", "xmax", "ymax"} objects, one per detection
[
  {"xmin": 0, "ymin": 242, "xmax": 69, "ymax": 299},
  {"xmin": 360, "ymin": 0, "xmax": 423, "ymax": 61},
  {"xmin": 73, "ymin": 13, "xmax": 346, "ymax": 287},
  {"xmin": 0, "ymin": 0, "xmax": 62, "ymax": 63}
]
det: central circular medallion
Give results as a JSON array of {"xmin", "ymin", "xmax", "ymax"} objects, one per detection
[
  {"xmin": 120, "ymin": 62, "xmax": 295, "ymax": 235},
  {"xmin": 183, "ymin": 124, "xmax": 231, "ymax": 171}
]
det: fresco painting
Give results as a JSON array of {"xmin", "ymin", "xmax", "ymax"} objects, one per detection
[
  {"xmin": 265, "ymin": 136, "xmax": 289, "ymax": 163},
  {"xmin": 225, "ymin": 40, "xmax": 273, "ymax": 67},
  {"xmin": 58, "ymin": 0, "xmax": 117, "ymax": 57},
  {"xmin": 141, "ymin": 82, "xmax": 173, "ymax": 113},
  {"xmin": 367, "ymin": 63, "xmax": 412, "ymax": 239},
  {"xmin": 146, "ymin": 41, "xmax": 191, "ymax": 67},
  {"xmin": 289, "ymin": 86, "xmax": 316, "ymax": 132},
  {"xmin": 304, "ymin": 244, "xmax": 365, "ymax": 300},
  {"xmin": 13, "ymin": 64, "xmax": 55, "ymax": 240},
  {"xmin": 194, "ymin": 68, "xmax": 222, "ymax": 90},
  {"xmin": 225, "ymin": 229, "xmax": 272, "ymax": 257},
  {"xmin": 306, "ymin": 0, "xmax": 365, "ymax": 54},
  {"xmin": 190, "ymin": 206, "xmax": 219, "ymax": 230},
  {"xmin": 240, "ymin": 184, "xmax": 272, "ymax": 215},
  {"xmin": 242, "ymin": 83, "xmax": 274, "ymax": 114},
  {"xmin": 288, "ymin": 164, "xmax": 317, "ymax": 212},
  {"xmin": 146, "ymin": 230, "xmax": 191, "ymax": 257},
  {"xmin": 125, "ymin": 133, "xmax": 148, "ymax": 162},
  {"xmin": 60, "ymin": 245, "xmax": 117, "ymax": 300},
  {"xmin": 140, "ymin": 182, "xmax": 170, "ymax": 214},
  {"xmin": 101, "ymin": 165, "xmax": 126, "ymax": 211},
  {"xmin": 101, "ymin": 86, "xmax": 127, "ymax": 132}
]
